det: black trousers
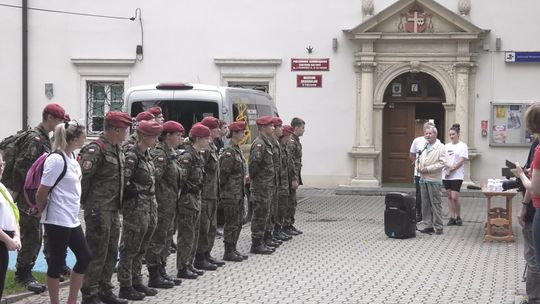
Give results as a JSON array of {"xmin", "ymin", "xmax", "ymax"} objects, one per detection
[
  {"xmin": 44, "ymin": 224, "xmax": 91, "ymax": 279},
  {"xmin": 1, "ymin": 230, "xmax": 15, "ymax": 300},
  {"xmin": 415, "ymin": 176, "xmax": 422, "ymax": 216}
]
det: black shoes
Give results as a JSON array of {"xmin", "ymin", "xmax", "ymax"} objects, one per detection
[
  {"xmin": 177, "ymin": 267, "xmax": 198, "ymax": 279},
  {"xmin": 435, "ymin": 229, "xmax": 444, "ymax": 235},
  {"xmin": 118, "ymin": 286, "xmax": 145, "ymax": 301},
  {"xmin": 82, "ymin": 295, "xmax": 106, "ymax": 304},
  {"xmin": 193, "ymin": 254, "xmax": 218, "ymax": 271},
  {"xmin": 188, "ymin": 264, "xmax": 204, "ymax": 276},
  {"xmin": 98, "ymin": 290, "xmax": 129, "ymax": 304},
  {"xmin": 447, "ymin": 218, "xmax": 456, "ymax": 226},
  {"xmin": 250, "ymin": 238, "xmax": 274, "ymax": 255},
  {"xmin": 159, "ymin": 264, "xmax": 182, "ymax": 286},
  {"xmin": 133, "ymin": 284, "xmax": 157, "ymax": 296},
  {"xmin": 455, "ymin": 217, "xmax": 463, "ymax": 226},
  {"xmin": 206, "ymin": 252, "xmax": 225, "ymax": 267},
  {"xmin": 283, "ymin": 226, "xmax": 300, "ymax": 236},
  {"xmin": 14, "ymin": 268, "xmax": 47, "ymax": 294},
  {"xmin": 290, "ymin": 225, "xmax": 303, "ymax": 234},
  {"xmin": 419, "ymin": 227, "xmax": 435, "ymax": 234},
  {"xmin": 223, "ymin": 243, "xmax": 244, "ymax": 262},
  {"xmin": 148, "ymin": 265, "xmax": 174, "ymax": 289}
]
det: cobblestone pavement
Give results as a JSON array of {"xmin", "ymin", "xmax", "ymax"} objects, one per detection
[{"xmin": 14, "ymin": 189, "xmax": 525, "ymax": 304}]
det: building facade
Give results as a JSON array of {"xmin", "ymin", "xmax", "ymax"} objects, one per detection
[{"xmin": 1, "ymin": 0, "xmax": 540, "ymax": 187}]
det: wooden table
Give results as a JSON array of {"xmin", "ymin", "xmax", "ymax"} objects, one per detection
[{"xmin": 481, "ymin": 189, "xmax": 518, "ymax": 242}]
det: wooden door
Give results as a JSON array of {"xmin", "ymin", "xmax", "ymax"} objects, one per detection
[{"xmin": 382, "ymin": 103, "xmax": 415, "ymax": 183}]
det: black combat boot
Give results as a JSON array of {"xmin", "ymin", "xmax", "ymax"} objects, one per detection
[
  {"xmin": 206, "ymin": 252, "xmax": 225, "ymax": 267},
  {"xmin": 133, "ymin": 283, "xmax": 158, "ymax": 296},
  {"xmin": 193, "ymin": 253, "xmax": 218, "ymax": 271},
  {"xmin": 148, "ymin": 265, "xmax": 174, "ymax": 289},
  {"xmin": 290, "ymin": 225, "xmax": 303, "ymax": 234},
  {"xmin": 188, "ymin": 264, "xmax": 205, "ymax": 276},
  {"xmin": 82, "ymin": 294, "xmax": 106, "ymax": 304},
  {"xmin": 118, "ymin": 286, "xmax": 145, "ymax": 301},
  {"xmin": 159, "ymin": 263, "xmax": 182, "ymax": 286},
  {"xmin": 177, "ymin": 266, "xmax": 198, "ymax": 279},
  {"xmin": 233, "ymin": 244, "xmax": 248, "ymax": 260},
  {"xmin": 223, "ymin": 242, "xmax": 244, "ymax": 262},
  {"xmin": 283, "ymin": 225, "xmax": 300, "ymax": 236},
  {"xmin": 250, "ymin": 237, "xmax": 273, "ymax": 255},
  {"xmin": 264, "ymin": 231, "xmax": 280, "ymax": 248},
  {"xmin": 98, "ymin": 290, "xmax": 129, "ymax": 304},
  {"xmin": 274, "ymin": 225, "xmax": 292, "ymax": 241},
  {"xmin": 14, "ymin": 266, "xmax": 47, "ymax": 294}
]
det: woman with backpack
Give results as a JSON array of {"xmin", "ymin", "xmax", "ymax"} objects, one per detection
[
  {"xmin": 35, "ymin": 120, "xmax": 91, "ymax": 304},
  {"xmin": 0, "ymin": 151, "xmax": 22, "ymax": 300}
]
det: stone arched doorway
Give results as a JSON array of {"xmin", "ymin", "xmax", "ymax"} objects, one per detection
[{"xmin": 381, "ymin": 72, "xmax": 446, "ymax": 183}]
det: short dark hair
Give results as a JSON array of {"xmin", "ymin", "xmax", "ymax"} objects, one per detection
[{"xmin": 291, "ymin": 117, "xmax": 305, "ymax": 128}]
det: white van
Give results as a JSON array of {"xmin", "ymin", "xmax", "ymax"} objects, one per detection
[
  {"xmin": 124, "ymin": 82, "xmax": 280, "ymax": 222},
  {"xmin": 124, "ymin": 82, "xmax": 279, "ymax": 143}
]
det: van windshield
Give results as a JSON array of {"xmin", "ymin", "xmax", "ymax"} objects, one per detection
[{"xmin": 131, "ymin": 100, "xmax": 219, "ymax": 133}]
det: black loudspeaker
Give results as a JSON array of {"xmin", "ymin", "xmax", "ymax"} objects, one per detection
[{"xmin": 384, "ymin": 192, "xmax": 416, "ymax": 239}]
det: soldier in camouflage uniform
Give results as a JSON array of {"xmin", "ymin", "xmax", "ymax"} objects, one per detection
[
  {"xmin": 117, "ymin": 120, "xmax": 163, "ymax": 301},
  {"xmin": 122, "ymin": 111, "xmax": 154, "ymax": 150},
  {"xmin": 249, "ymin": 116, "xmax": 276, "ymax": 255},
  {"xmin": 148, "ymin": 106, "xmax": 165, "ymax": 125},
  {"xmin": 263, "ymin": 117, "xmax": 284, "ymax": 248},
  {"xmin": 275, "ymin": 125, "xmax": 298, "ymax": 239},
  {"xmin": 195, "ymin": 116, "xmax": 224, "ymax": 271},
  {"xmin": 145, "ymin": 121, "xmax": 185, "ymax": 288},
  {"xmin": 219, "ymin": 121, "xmax": 248, "ymax": 262},
  {"xmin": 80, "ymin": 111, "xmax": 132, "ymax": 304},
  {"xmin": 7, "ymin": 104, "xmax": 67, "ymax": 294},
  {"xmin": 284, "ymin": 117, "xmax": 305, "ymax": 236},
  {"xmin": 176, "ymin": 123, "xmax": 211, "ymax": 279}
]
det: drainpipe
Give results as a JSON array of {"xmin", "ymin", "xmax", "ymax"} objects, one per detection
[{"xmin": 22, "ymin": 0, "xmax": 28, "ymax": 130}]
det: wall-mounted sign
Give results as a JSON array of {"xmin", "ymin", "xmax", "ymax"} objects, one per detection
[
  {"xmin": 505, "ymin": 52, "xmax": 540, "ymax": 63},
  {"xmin": 291, "ymin": 58, "xmax": 329, "ymax": 71},
  {"xmin": 297, "ymin": 75, "xmax": 322, "ymax": 88}
]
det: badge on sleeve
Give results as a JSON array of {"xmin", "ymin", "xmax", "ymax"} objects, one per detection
[{"xmin": 157, "ymin": 157, "xmax": 165, "ymax": 163}]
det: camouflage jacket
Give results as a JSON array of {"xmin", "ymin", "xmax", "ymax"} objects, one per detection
[
  {"xmin": 290, "ymin": 134, "xmax": 303, "ymax": 185},
  {"xmin": 249, "ymin": 135, "xmax": 275, "ymax": 190},
  {"xmin": 12, "ymin": 123, "xmax": 51, "ymax": 195},
  {"xmin": 123, "ymin": 144, "xmax": 157, "ymax": 213},
  {"xmin": 271, "ymin": 138, "xmax": 281, "ymax": 190},
  {"xmin": 79, "ymin": 135, "xmax": 124, "ymax": 211},
  {"xmin": 219, "ymin": 144, "xmax": 245, "ymax": 201},
  {"xmin": 122, "ymin": 133, "xmax": 138, "ymax": 151},
  {"xmin": 177, "ymin": 144, "xmax": 205, "ymax": 212},
  {"xmin": 278, "ymin": 141, "xmax": 296, "ymax": 195},
  {"xmin": 153, "ymin": 142, "xmax": 186, "ymax": 215},
  {"xmin": 201, "ymin": 142, "xmax": 219, "ymax": 201}
]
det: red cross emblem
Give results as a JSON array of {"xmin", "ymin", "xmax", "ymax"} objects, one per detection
[{"xmin": 406, "ymin": 7, "xmax": 426, "ymax": 33}]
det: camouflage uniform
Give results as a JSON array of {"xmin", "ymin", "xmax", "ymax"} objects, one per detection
[
  {"xmin": 118, "ymin": 145, "xmax": 158, "ymax": 288},
  {"xmin": 122, "ymin": 133, "xmax": 138, "ymax": 150},
  {"xmin": 249, "ymin": 135, "xmax": 275, "ymax": 240},
  {"xmin": 219, "ymin": 144, "xmax": 245, "ymax": 245},
  {"xmin": 11, "ymin": 124, "xmax": 50, "ymax": 273},
  {"xmin": 197, "ymin": 142, "xmax": 219, "ymax": 256},
  {"xmin": 80, "ymin": 135, "xmax": 125, "ymax": 300},
  {"xmin": 145, "ymin": 142, "xmax": 185, "ymax": 267},
  {"xmin": 176, "ymin": 144, "xmax": 205, "ymax": 270},
  {"xmin": 285, "ymin": 134, "xmax": 303, "ymax": 227},
  {"xmin": 265, "ymin": 138, "xmax": 281, "ymax": 233},
  {"xmin": 277, "ymin": 142, "xmax": 296, "ymax": 226}
]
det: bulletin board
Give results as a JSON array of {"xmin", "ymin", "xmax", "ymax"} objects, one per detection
[{"xmin": 490, "ymin": 102, "xmax": 533, "ymax": 146}]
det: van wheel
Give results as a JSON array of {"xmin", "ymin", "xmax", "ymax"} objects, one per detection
[{"xmin": 243, "ymin": 194, "xmax": 252, "ymax": 224}]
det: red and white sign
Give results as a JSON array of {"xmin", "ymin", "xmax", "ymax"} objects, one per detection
[
  {"xmin": 406, "ymin": 7, "xmax": 426, "ymax": 33},
  {"xmin": 297, "ymin": 75, "xmax": 322, "ymax": 88},
  {"xmin": 291, "ymin": 59, "xmax": 329, "ymax": 71}
]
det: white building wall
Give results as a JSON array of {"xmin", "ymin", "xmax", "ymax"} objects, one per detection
[{"xmin": 2, "ymin": 0, "xmax": 540, "ymax": 187}]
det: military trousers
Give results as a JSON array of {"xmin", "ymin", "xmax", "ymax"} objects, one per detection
[
  {"xmin": 81, "ymin": 209, "xmax": 121, "ymax": 299},
  {"xmin": 146, "ymin": 211, "xmax": 175, "ymax": 267},
  {"xmin": 118, "ymin": 209, "xmax": 157, "ymax": 287},
  {"xmin": 176, "ymin": 208, "xmax": 201, "ymax": 269},
  {"xmin": 284, "ymin": 190, "xmax": 298, "ymax": 227},
  {"xmin": 276, "ymin": 192, "xmax": 290, "ymax": 227},
  {"xmin": 222, "ymin": 198, "xmax": 244, "ymax": 244},
  {"xmin": 15, "ymin": 210, "xmax": 42, "ymax": 271},
  {"xmin": 250, "ymin": 187, "xmax": 272, "ymax": 239},
  {"xmin": 197, "ymin": 198, "xmax": 217, "ymax": 255},
  {"xmin": 265, "ymin": 187, "xmax": 278, "ymax": 232}
]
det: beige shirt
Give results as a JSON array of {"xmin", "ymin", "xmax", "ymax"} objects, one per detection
[{"xmin": 418, "ymin": 140, "xmax": 446, "ymax": 183}]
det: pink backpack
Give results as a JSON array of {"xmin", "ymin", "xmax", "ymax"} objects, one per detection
[{"xmin": 23, "ymin": 151, "xmax": 67, "ymax": 213}]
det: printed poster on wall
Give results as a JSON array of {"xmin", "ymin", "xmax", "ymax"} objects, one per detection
[{"xmin": 491, "ymin": 103, "xmax": 531, "ymax": 145}]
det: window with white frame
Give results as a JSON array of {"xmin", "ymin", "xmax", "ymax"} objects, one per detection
[{"xmin": 86, "ymin": 81, "xmax": 125, "ymax": 133}]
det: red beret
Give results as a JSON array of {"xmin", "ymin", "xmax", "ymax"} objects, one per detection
[
  {"xmin": 189, "ymin": 123, "xmax": 211, "ymax": 138},
  {"xmin": 148, "ymin": 107, "xmax": 162, "ymax": 116},
  {"xmin": 163, "ymin": 121, "xmax": 185, "ymax": 134},
  {"xmin": 43, "ymin": 103, "xmax": 68, "ymax": 121},
  {"xmin": 282, "ymin": 125, "xmax": 294, "ymax": 136},
  {"xmin": 136, "ymin": 111, "xmax": 155, "ymax": 122},
  {"xmin": 105, "ymin": 111, "xmax": 132, "ymax": 128},
  {"xmin": 137, "ymin": 120, "xmax": 163, "ymax": 136},
  {"xmin": 256, "ymin": 116, "xmax": 274, "ymax": 126},
  {"xmin": 228, "ymin": 121, "xmax": 246, "ymax": 132},
  {"xmin": 64, "ymin": 114, "xmax": 71, "ymax": 122},
  {"xmin": 201, "ymin": 116, "xmax": 220, "ymax": 129},
  {"xmin": 272, "ymin": 117, "xmax": 283, "ymax": 127}
]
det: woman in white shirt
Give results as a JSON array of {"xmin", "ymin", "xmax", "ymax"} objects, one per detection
[
  {"xmin": 443, "ymin": 123, "xmax": 469, "ymax": 226},
  {"xmin": 35, "ymin": 121, "xmax": 91, "ymax": 304},
  {"xmin": 0, "ymin": 151, "xmax": 21, "ymax": 300}
]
